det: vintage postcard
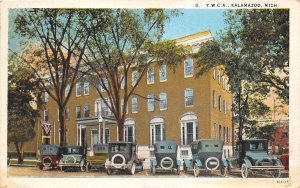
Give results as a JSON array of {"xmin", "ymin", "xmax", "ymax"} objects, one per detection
[{"xmin": 0, "ymin": 0, "xmax": 299, "ymax": 187}]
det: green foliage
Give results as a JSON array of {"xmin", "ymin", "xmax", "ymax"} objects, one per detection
[
  {"xmin": 245, "ymin": 123, "xmax": 276, "ymax": 141},
  {"xmin": 195, "ymin": 9, "xmax": 288, "ymax": 141}
]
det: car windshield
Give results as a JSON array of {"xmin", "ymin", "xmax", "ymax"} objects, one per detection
[
  {"xmin": 64, "ymin": 147, "xmax": 83, "ymax": 154},
  {"xmin": 110, "ymin": 144, "xmax": 127, "ymax": 152},
  {"xmin": 249, "ymin": 142, "xmax": 266, "ymax": 151}
]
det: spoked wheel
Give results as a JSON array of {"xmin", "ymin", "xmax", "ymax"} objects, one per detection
[
  {"xmin": 220, "ymin": 166, "xmax": 227, "ymax": 176},
  {"xmin": 272, "ymin": 169, "xmax": 281, "ymax": 178},
  {"xmin": 193, "ymin": 164, "xmax": 200, "ymax": 177},
  {"xmin": 106, "ymin": 168, "xmax": 112, "ymax": 175},
  {"xmin": 130, "ymin": 163, "xmax": 136, "ymax": 175},
  {"xmin": 241, "ymin": 163, "xmax": 249, "ymax": 178}
]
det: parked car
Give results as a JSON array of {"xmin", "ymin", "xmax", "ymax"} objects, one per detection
[
  {"xmin": 280, "ymin": 147, "xmax": 289, "ymax": 170},
  {"xmin": 58, "ymin": 146, "xmax": 86, "ymax": 172},
  {"xmin": 225, "ymin": 139, "xmax": 283, "ymax": 178},
  {"xmin": 183, "ymin": 139, "xmax": 227, "ymax": 177},
  {"xmin": 105, "ymin": 142, "xmax": 143, "ymax": 175},
  {"xmin": 150, "ymin": 140, "xmax": 181, "ymax": 175},
  {"xmin": 37, "ymin": 144, "xmax": 61, "ymax": 170},
  {"xmin": 86, "ymin": 144, "xmax": 108, "ymax": 172}
]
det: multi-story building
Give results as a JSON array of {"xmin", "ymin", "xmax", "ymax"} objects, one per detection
[{"xmin": 8, "ymin": 30, "xmax": 233, "ymax": 164}]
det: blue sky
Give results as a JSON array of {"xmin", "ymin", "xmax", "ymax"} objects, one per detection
[
  {"xmin": 9, "ymin": 9, "xmax": 227, "ymax": 52},
  {"xmin": 163, "ymin": 9, "xmax": 226, "ymax": 40}
]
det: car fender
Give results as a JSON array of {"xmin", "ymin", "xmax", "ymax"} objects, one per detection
[
  {"xmin": 150, "ymin": 159, "xmax": 157, "ymax": 167},
  {"xmin": 242, "ymin": 158, "xmax": 252, "ymax": 167},
  {"xmin": 194, "ymin": 159, "xmax": 202, "ymax": 167},
  {"xmin": 80, "ymin": 159, "xmax": 85, "ymax": 167},
  {"xmin": 176, "ymin": 159, "xmax": 181, "ymax": 166},
  {"xmin": 273, "ymin": 158, "xmax": 282, "ymax": 166},
  {"xmin": 183, "ymin": 159, "xmax": 192, "ymax": 168}
]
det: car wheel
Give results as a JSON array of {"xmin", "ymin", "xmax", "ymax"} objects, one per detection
[
  {"xmin": 130, "ymin": 163, "xmax": 136, "ymax": 175},
  {"xmin": 220, "ymin": 166, "xmax": 227, "ymax": 176},
  {"xmin": 152, "ymin": 166, "xmax": 156, "ymax": 175},
  {"xmin": 140, "ymin": 164, "xmax": 144, "ymax": 172},
  {"xmin": 38, "ymin": 164, "xmax": 44, "ymax": 171},
  {"xmin": 183, "ymin": 163, "xmax": 187, "ymax": 173},
  {"xmin": 272, "ymin": 169, "xmax": 281, "ymax": 178},
  {"xmin": 106, "ymin": 168, "xmax": 112, "ymax": 175},
  {"xmin": 60, "ymin": 166, "xmax": 65, "ymax": 172},
  {"xmin": 193, "ymin": 164, "xmax": 200, "ymax": 177},
  {"xmin": 241, "ymin": 163, "xmax": 249, "ymax": 178}
]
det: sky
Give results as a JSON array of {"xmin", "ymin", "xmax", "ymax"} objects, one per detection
[
  {"xmin": 8, "ymin": 9, "xmax": 227, "ymax": 52},
  {"xmin": 163, "ymin": 9, "xmax": 226, "ymax": 40}
]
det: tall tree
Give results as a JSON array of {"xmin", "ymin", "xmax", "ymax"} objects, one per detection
[
  {"xmin": 82, "ymin": 9, "xmax": 188, "ymax": 141},
  {"xmin": 8, "ymin": 53, "xmax": 42, "ymax": 164},
  {"xmin": 195, "ymin": 9, "xmax": 288, "ymax": 142},
  {"xmin": 14, "ymin": 9, "xmax": 90, "ymax": 146}
]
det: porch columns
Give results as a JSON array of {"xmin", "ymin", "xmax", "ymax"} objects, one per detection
[
  {"xmin": 80, "ymin": 124, "xmax": 82, "ymax": 146},
  {"xmin": 103, "ymin": 119, "xmax": 106, "ymax": 144}
]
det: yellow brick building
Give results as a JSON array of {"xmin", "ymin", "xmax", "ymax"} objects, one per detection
[{"xmin": 8, "ymin": 30, "xmax": 233, "ymax": 163}]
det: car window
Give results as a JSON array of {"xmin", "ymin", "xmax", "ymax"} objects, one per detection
[
  {"xmin": 249, "ymin": 142, "xmax": 265, "ymax": 151},
  {"xmin": 111, "ymin": 144, "xmax": 126, "ymax": 152}
]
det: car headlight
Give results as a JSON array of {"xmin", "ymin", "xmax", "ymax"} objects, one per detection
[{"xmin": 273, "ymin": 156, "xmax": 278, "ymax": 159}]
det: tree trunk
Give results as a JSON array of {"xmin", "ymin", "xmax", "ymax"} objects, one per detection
[
  {"xmin": 14, "ymin": 142, "xmax": 24, "ymax": 164},
  {"xmin": 58, "ymin": 106, "xmax": 66, "ymax": 146},
  {"xmin": 118, "ymin": 120, "xmax": 125, "ymax": 142}
]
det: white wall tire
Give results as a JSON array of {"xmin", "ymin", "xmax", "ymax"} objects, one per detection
[
  {"xmin": 130, "ymin": 163, "xmax": 136, "ymax": 175},
  {"xmin": 241, "ymin": 163, "xmax": 248, "ymax": 178},
  {"xmin": 111, "ymin": 154, "xmax": 126, "ymax": 169},
  {"xmin": 205, "ymin": 157, "xmax": 220, "ymax": 171},
  {"xmin": 160, "ymin": 157, "xmax": 174, "ymax": 170},
  {"xmin": 42, "ymin": 156, "xmax": 52, "ymax": 167}
]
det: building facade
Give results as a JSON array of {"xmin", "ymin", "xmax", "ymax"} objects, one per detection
[{"xmin": 8, "ymin": 30, "xmax": 233, "ymax": 164}]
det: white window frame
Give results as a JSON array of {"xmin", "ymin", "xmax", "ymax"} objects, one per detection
[
  {"xmin": 44, "ymin": 92, "xmax": 49, "ymax": 102},
  {"xmin": 124, "ymin": 119, "xmax": 135, "ymax": 142},
  {"xmin": 147, "ymin": 94, "xmax": 155, "ymax": 111},
  {"xmin": 120, "ymin": 74, "xmax": 125, "ymax": 89},
  {"xmin": 84, "ymin": 104, "xmax": 90, "ymax": 117},
  {"xmin": 180, "ymin": 113, "xmax": 198, "ymax": 146},
  {"xmin": 76, "ymin": 82, "xmax": 82, "ymax": 96},
  {"xmin": 218, "ymin": 95, "xmax": 222, "ymax": 112},
  {"xmin": 185, "ymin": 88, "xmax": 194, "ymax": 107},
  {"xmin": 100, "ymin": 77, "xmax": 108, "ymax": 92},
  {"xmin": 224, "ymin": 100, "xmax": 227, "ymax": 114},
  {"xmin": 159, "ymin": 92, "xmax": 167, "ymax": 110},
  {"xmin": 65, "ymin": 107, "xmax": 70, "ymax": 120},
  {"xmin": 65, "ymin": 84, "xmax": 70, "ymax": 97},
  {"xmin": 213, "ymin": 66, "xmax": 216, "ymax": 79},
  {"xmin": 132, "ymin": 70, "xmax": 139, "ymax": 86},
  {"xmin": 44, "ymin": 109, "xmax": 49, "ymax": 121},
  {"xmin": 159, "ymin": 64, "xmax": 167, "ymax": 82},
  {"xmin": 76, "ymin": 105, "xmax": 81, "ymax": 118},
  {"xmin": 90, "ymin": 129, "xmax": 99, "ymax": 150},
  {"xmin": 184, "ymin": 59, "xmax": 194, "ymax": 78},
  {"xmin": 84, "ymin": 82, "xmax": 90, "ymax": 95},
  {"xmin": 132, "ymin": 95, "xmax": 138, "ymax": 113},
  {"xmin": 147, "ymin": 67, "xmax": 155, "ymax": 84},
  {"xmin": 213, "ymin": 90, "xmax": 217, "ymax": 108},
  {"xmin": 150, "ymin": 118, "xmax": 165, "ymax": 146}
]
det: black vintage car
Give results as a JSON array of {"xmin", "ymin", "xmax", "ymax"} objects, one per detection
[
  {"xmin": 183, "ymin": 139, "xmax": 227, "ymax": 177},
  {"xmin": 58, "ymin": 146, "xmax": 87, "ymax": 172},
  {"xmin": 37, "ymin": 144, "xmax": 61, "ymax": 170},
  {"xmin": 105, "ymin": 142, "xmax": 143, "ymax": 175},
  {"xmin": 225, "ymin": 139, "xmax": 283, "ymax": 178},
  {"xmin": 150, "ymin": 140, "xmax": 181, "ymax": 175}
]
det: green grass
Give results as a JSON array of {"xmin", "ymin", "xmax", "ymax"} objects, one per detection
[{"xmin": 9, "ymin": 157, "xmax": 38, "ymax": 166}]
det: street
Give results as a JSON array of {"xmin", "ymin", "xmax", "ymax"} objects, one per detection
[{"xmin": 7, "ymin": 166, "xmax": 289, "ymax": 178}]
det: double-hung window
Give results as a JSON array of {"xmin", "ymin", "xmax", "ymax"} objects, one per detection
[
  {"xmin": 147, "ymin": 94, "xmax": 155, "ymax": 111},
  {"xmin": 76, "ymin": 105, "xmax": 81, "ymax": 118},
  {"xmin": 159, "ymin": 64, "xmax": 167, "ymax": 81},
  {"xmin": 65, "ymin": 107, "xmax": 70, "ymax": 120},
  {"xmin": 132, "ymin": 95, "xmax": 138, "ymax": 113},
  {"xmin": 84, "ymin": 82, "xmax": 90, "ymax": 95},
  {"xmin": 65, "ymin": 84, "xmax": 70, "ymax": 97},
  {"xmin": 132, "ymin": 70, "xmax": 139, "ymax": 86},
  {"xmin": 44, "ymin": 92, "xmax": 49, "ymax": 102},
  {"xmin": 84, "ymin": 104, "xmax": 90, "ymax": 117},
  {"xmin": 184, "ymin": 59, "xmax": 194, "ymax": 77},
  {"xmin": 147, "ymin": 67, "xmax": 155, "ymax": 84},
  {"xmin": 159, "ymin": 92, "xmax": 167, "ymax": 110},
  {"xmin": 44, "ymin": 109, "xmax": 49, "ymax": 121},
  {"xmin": 185, "ymin": 88, "xmax": 194, "ymax": 106},
  {"xmin": 213, "ymin": 90, "xmax": 217, "ymax": 108},
  {"xmin": 76, "ymin": 82, "xmax": 82, "ymax": 96}
]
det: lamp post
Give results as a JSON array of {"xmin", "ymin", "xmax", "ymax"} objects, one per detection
[{"xmin": 98, "ymin": 114, "xmax": 103, "ymax": 144}]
